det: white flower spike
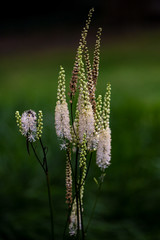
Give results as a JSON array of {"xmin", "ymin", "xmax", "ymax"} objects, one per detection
[
  {"xmin": 55, "ymin": 66, "xmax": 72, "ymax": 142},
  {"xmin": 15, "ymin": 109, "xmax": 43, "ymax": 142},
  {"xmin": 21, "ymin": 110, "xmax": 37, "ymax": 142},
  {"xmin": 96, "ymin": 127, "xmax": 111, "ymax": 170}
]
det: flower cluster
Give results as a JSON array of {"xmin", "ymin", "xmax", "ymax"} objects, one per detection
[
  {"xmin": 15, "ymin": 110, "xmax": 43, "ymax": 142},
  {"xmin": 55, "ymin": 53, "xmax": 111, "ymax": 171},
  {"xmin": 96, "ymin": 127, "xmax": 111, "ymax": 170},
  {"xmin": 77, "ymin": 50, "xmax": 95, "ymax": 144},
  {"xmin": 55, "ymin": 66, "xmax": 72, "ymax": 142}
]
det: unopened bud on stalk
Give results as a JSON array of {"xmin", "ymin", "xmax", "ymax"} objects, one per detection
[
  {"xmin": 37, "ymin": 110, "xmax": 43, "ymax": 139},
  {"xmin": 102, "ymin": 83, "xmax": 111, "ymax": 129}
]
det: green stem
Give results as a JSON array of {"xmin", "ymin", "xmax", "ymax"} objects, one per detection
[
  {"xmin": 74, "ymin": 147, "xmax": 80, "ymax": 239},
  {"xmin": 63, "ymin": 205, "xmax": 72, "ymax": 239},
  {"xmin": 78, "ymin": 152, "xmax": 92, "ymax": 190},
  {"xmin": 40, "ymin": 139, "xmax": 54, "ymax": 240},
  {"xmin": 30, "ymin": 141, "xmax": 54, "ymax": 240},
  {"xmin": 30, "ymin": 143, "xmax": 45, "ymax": 172},
  {"xmin": 77, "ymin": 152, "xmax": 93, "ymax": 239},
  {"xmin": 46, "ymin": 173, "xmax": 54, "ymax": 240},
  {"xmin": 66, "ymin": 144, "xmax": 75, "ymax": 180},
  {"xmin": 85, "ymin": 183, "xmax": 102, "ymax": 233},
  {"xmin": 78, "ymin": 186, "xmax": 85, "ymax": 240}
]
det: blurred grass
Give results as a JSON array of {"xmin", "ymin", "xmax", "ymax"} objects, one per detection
[{"xmin": 0, "ymin": 29, "xmax": 160, "ymax": 240}]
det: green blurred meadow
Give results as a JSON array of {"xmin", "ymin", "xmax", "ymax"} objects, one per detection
[{"xmin": 0, "ymin": 28, "xmax": 160, "ymax": 240}]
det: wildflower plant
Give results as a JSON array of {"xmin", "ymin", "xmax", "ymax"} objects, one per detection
[
  {"xmin": 15, "ymin": 109, "xmax": 54, "ymax": 239},
  {"xmin": 15, "ymin": 8, "xmax": 111, "ymax": 240},
  {"xmin": 55, "ymin": 8, "xmax": 111, "ymax": 239}
]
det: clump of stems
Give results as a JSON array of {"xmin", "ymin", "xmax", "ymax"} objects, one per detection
[{"xmin": 55, "ymin": 8, "xmax": 112, "ymax": 239}]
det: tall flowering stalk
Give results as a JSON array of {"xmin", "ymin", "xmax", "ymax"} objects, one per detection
[
  {"xmin": 55, "ymin": 8, "xmax": 112, "ymax": 239},
  {"xmin": 69, "ymin": 8, "xmax": 94, "ymax": 102},
  {"xmin": 96, "ymin": 83, "xmax": 111, "ymax": 170},
  {"xmin": 15, "ymin": 110, "xmax": 54, "ymax": 240}
]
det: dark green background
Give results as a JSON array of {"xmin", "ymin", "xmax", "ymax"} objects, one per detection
[{"xmin": 0, "ymin": 3, "xmax": 160, "ymax": 240}]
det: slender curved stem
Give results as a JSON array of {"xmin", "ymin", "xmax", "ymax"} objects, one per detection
[
  {"xmin": 78, "ymin": 179, "xmax": 85, "ymax": 240},
  {"xmin": 70, "ymin": 99, "xmax": 77, "ymax": 138},
  {"xmin": 66, "ymin": 144, "xmax": 75, "ymax": 181},
  {"xmin": 39, "ymin": 138, "xmax": 48, "ymax": 171},
  {"xmin": 86, "ymin": 152, "xmax": 92, "ymax": 179},
  {"xmin": 30, "ymin": 143, "xmax": 45, "ymax": 172},
  {"xmin": 46, "ymin": 173, "xmax": 54, "ymax": 240},
  {"xmin": 75, "ymin": 152, "xmax": 93, "ymax": 239},
  {"xmin": 63, "ymin": 207, "xmax": 72, "ymax": 239},
  {"xmin": 85, "ymin": 182, "xmax": 102, "ymax": 233},
  {"xmin": 30, "ymin": 141, "xmax": 54, "ymax": 240},
  {"xmin": 75, "ymin": 147, "xmax": 80, "ymax": 239},
  {"xmin": 78, "ymin": 152, "xmax": 93, "ymax": 190}
]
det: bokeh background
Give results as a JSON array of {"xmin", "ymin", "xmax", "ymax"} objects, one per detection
[{"xmin": 0, "ymin": 1, "xmax": 160, "ymax": 239}]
